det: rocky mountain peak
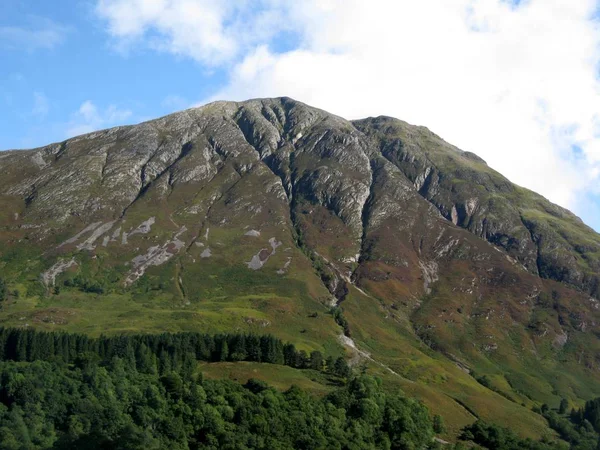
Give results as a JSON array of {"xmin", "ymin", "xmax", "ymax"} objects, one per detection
[{"xmin": 1, "ymin": 98, "xmax": 600, "ymax": 432}]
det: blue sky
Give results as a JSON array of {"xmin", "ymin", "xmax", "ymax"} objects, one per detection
[
  {"xmin": 0, "ymin": 0, "xmax": 232, "ymax": 149},
  {"xmin": 2, "ymin": 0, "xmax": 600, "ymax": 231}
]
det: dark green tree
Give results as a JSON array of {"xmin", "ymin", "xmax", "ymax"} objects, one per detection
[
  {"xmin": 218, "ymin": 339, "xmax": 229, "ymax": 362},
  {"xmin": 135, "ymin": 344, "xmax": 156, "ymax": 374},
  {"xmin": 309, "ymin": 350, "xmax": 324, "ymax": 371},
  {"xmin": 246, "ymin": 334, "xmax": 261, "ymax": 361},
  {"xmin": 325, "ymin": 356, "xmax": 335, "ymax": 373},
  {"xmin": 297, "ymin": 350, "xmax": 309, "ymax": 369},
  {"xmin": 229, "ymin": 334, "xmax": 247, "ymax": 361},
  {"xmin": 0, "ymin": 279, "xmax": 6, "ymax": 302},
  {"xmin": 283, "ymin": 343, "xmax": 298, "ymax": 367},
  {"xmin": 333, "ymin": 357, "xmax": 351, "ymax": 378},
  {"xmin": 160, "ymin": 372, "xmax": 183, "ymax": 399}
]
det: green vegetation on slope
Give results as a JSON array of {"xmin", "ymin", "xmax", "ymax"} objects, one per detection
[
  {"xmin": 1, "ymin": 327, "xmax": 600, "ymax": 449},
  {"xmin": 463, "ymin": 401, "xmax": 600, "ymax": 450},
  {"xmin": 197, "ymin": 361, "xmax": 335, "ymax": 396},
  {"xmin": 3, "ymin": 98, "xmax": 600, "ymax": 446},
  {"xmin": 340, "ymin": 287, "xmax": 555, "ymax": 440},
  {"xmin": 0, "ymin": 327, "xmax": 350, "ymax": 379},
  {"xmin": 0, "ymin": 360, "xmax": 434, "ymax": 449}
]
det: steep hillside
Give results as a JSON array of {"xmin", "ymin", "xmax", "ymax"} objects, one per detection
[{"xmin": 1, "ymin": 97, "xmax": 599, "ymax": 439}]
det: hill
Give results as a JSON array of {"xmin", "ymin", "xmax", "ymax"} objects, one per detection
[{"xmin": 1, "ymin": 97, "xmax": 600, "ymax": 440}]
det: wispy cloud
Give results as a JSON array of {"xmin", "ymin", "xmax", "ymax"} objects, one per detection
[
  {"xmin": 95, "ymin": 0, "xmax": 293, "ymax": 65},
  {"xmin": 0, "ymin": 17, "xmax": 70, "ymax": 52},
  {"xmin": 66, "ymin": 101, "xmax": 132, "ymax": 137}
]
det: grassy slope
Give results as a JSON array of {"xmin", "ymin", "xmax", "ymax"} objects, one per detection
[
  {"xmin": 3, "ymin": 110, "xmax": 600, "ymax": 443},
  {"xmin": 198, "ymin": 361, "xmax": 336, "ymax": 396},
  {"xmin": 0, "ymin": 283, "xmax": 558, "ymax": 440},
  {"xmin": 0, "ymin": 218, "xmax": 575, "ymax": 441},
  {"xmin": 340, "ymin": 287, "xmax": 552, "ymax": 440},
  {"xmin": 0, "ymin": 285, "xmax": 342, "ymax": 354}
]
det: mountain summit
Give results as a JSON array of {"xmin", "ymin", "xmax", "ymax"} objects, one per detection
[{"xmin": 1, "ymin": 97, "xmax": 600, "ymax": 436}]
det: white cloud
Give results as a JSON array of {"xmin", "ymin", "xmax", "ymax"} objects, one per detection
[
  {"xmin": 0, "ymin": 18, "xmax": 69, "ymax": 51},
  {"xmin": 32, "ymin": 92, "xmax": 49, "ymax": 117},
  {"xmin": 95, "ymin": 0, "xmax": 294, "ymax": 65},
  {"xmin": 66, "ymin": 101, "xmax": 132, "ymax": 137},
  {"xmin": 96, "ymin": 0, "xmax": 600, "ymax": 229}
]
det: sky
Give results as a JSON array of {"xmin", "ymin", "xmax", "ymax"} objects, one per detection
[{"xmin": 1, "ymin": 0, "xmax": 600, "ymax": 231}]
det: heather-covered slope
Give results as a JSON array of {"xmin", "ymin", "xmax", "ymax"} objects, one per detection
[
  {"xmin": 354, "ymin": 116, "xmax": 600, "ymax": 299},
  {"xmin": 1, "ymin": 97, "xmax": 599, "ymax": 438}
]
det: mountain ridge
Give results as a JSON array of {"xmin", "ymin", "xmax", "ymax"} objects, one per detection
[
  {"xmin": 1, "ymin": 96, "xmax": 600, "ymax": 438},
  {"xmin": 4, "ymin": 97, "xmax": 598, "ymax": 297}
]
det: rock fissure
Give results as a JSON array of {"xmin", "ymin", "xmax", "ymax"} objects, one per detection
[{"xmin": 356, "ymin": 158, "xmax": 377, "ymax": 268}]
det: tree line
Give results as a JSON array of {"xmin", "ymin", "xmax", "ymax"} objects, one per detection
[
  {"xmin": 0, "ymin": 357, "xmax": 435, "ymax": 449},
  {"xmin": 4, "ymin": 327, "xmax": 600, "ymax": 449},
  {"xmin": 0, "ymin": 327, "xmax": 350, "ymax": 378}
]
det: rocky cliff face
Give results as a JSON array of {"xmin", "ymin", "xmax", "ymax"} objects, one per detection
[
  {"xmin": 354, "ymin": 117, "xmax": 600, "ymax": 297},
  {"xmin": 1, "ymin": 97, "xmax": 600, "ymax": 428}
]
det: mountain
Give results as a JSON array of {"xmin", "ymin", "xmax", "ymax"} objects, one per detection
[{"xmin": 1, "ymin": 97, "xmax": 600, "ymax": 439}]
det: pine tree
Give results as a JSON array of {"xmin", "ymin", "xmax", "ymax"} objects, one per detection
[
  {"xmin": 219, "ymin": 340, "xmax": 229, "ymax": 362},
  {"xmin": 16, "ymin": 331, "xmax": 28, "ymax": 361},
  {"xmin": 229, "ymin": 334, "xmax": 247, "ymax": 361},
  {"xmin": 333, "ymin": 357, "xmax": 350, "ymax": 378},
  {"xmin": 260, "ymin": 336, "xmax": 281, "ymax": 363},
  {"xmin": 38, "ymin": 333, "xmax": 55, "ymax": 360},
  {"xmin": 181, "ymin": 352, "xmax": 196, "ymax": 380},
  {"xmin": 136, "ymin": 344, "xmax": 154, "ymax": 374},
  {"xmin": 283, "ymin": 344, "xmax": 298, "ymax": 367},
  {"xmin": 246, "ymin": 335, "xmax": 261, "ymax": 362},
  {"xmin": 158, "ymin": 348, "xmax": 171, "ymax": 374},
  {"xmin": 559, "ymin": 398, "xmax": 569, "ymax": 414},
  {"xmin": 297, "ymin": 350, "xmax": 309, "ymax": 369}
]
